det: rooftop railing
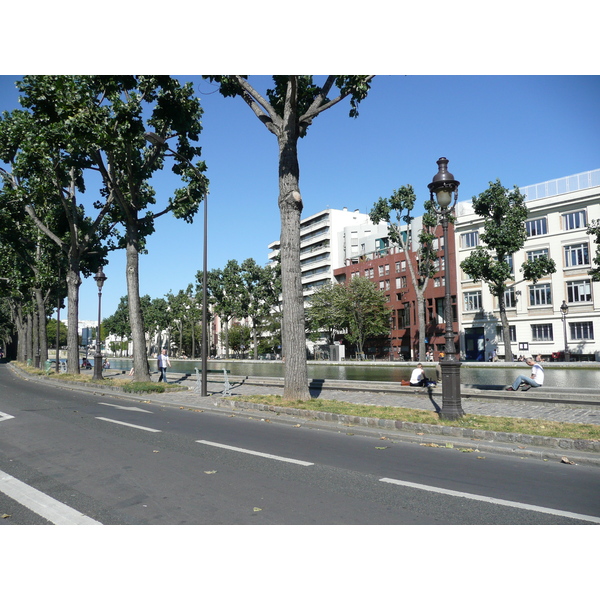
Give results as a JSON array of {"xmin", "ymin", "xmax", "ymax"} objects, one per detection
[{"xmin": 520, "ymin": 168, "xmax": 600, "ymax": 201}]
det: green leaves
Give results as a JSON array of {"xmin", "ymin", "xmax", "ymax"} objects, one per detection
[{"xmin": 307, "ymin": 278, "xmax": 391, "ymax": 355}]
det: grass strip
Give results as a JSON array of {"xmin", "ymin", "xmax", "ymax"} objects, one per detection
[
  {"xmin": 17, "ymin": 363, "xmax": 186, "ymax": 393},
  {"xmin": 235, "ymin": 394, "xmax": 600, "ymax": 442}
]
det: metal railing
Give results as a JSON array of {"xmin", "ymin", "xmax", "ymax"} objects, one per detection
[{"xmin": 520, "ymin": 168, "xmax": 600, "ymax": 201}]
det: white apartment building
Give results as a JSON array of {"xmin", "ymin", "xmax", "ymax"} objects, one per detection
[
  {"xmin": 455, "ymin": 168, "xmax": 600, "ymax": 362},
  {"xmin": 268, "ymin": 207, "xmax": 372, "ymax": 298}
]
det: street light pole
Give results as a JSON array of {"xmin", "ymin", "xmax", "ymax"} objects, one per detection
[
  {"xmin": 560, "ymin": 300, "xmax": 570, "ymax": 363},
  {"xmin": 428, "ymin": 157, "xmax": 464, "ymax": 420},
  {"xmin": 144, "ymin": 132, "xmax": 209, "ymax": 395},
  {"xmin": 92, "ymin": 267, "xmax": 107, "ymax": 380}
]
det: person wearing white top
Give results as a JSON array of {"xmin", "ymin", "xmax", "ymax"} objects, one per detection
[
  {"xmin": 410, "ymin": 363, "xmax": 430, "ymax": 387},
  {"xmin": 157, "ymin": 348, "xmax": 171, "ymax": 383},
  {"xmin": 505, "ymin": 357, "xmax": 544, "ymax": 391}
]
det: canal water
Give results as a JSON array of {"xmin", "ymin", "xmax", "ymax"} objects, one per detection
[{"xmin": 103, "ymin": 358, "xmax": 600, "ymax": 389}]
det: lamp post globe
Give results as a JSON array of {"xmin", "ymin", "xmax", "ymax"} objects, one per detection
[
  {"xmin": 428, "ymin": 157, "xmax": 464, "ymax": 420},
  {"xmin": 92, "ymin": 266, "xmax": 107, "ymax": 381}
]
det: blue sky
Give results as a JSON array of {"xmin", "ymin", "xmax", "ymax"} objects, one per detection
[{"xmin": 1, "ymin": 74, "xmax": 599, "ymax": 321}]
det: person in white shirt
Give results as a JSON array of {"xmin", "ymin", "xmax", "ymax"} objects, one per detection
[
  {"xmin": 410, "ymin": 363, "xmax": 431, "ymax": 387},
  {"xmin": 157, "ymin": 348, "xmax": 171, "ymax": 383},
  {"xmin": 505, "ymin": 357, "xmax": 544, "ymax": 391}
]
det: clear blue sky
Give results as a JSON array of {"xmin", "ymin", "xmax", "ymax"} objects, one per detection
[{"xmin": 1, "ymin": 75, "xmax": 599, "ymax": 321}]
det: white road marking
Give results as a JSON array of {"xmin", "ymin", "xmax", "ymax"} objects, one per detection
[
  {"xmin": 98, "ymin": 402, "xmax": 153, "ymax": 413},
  {"xmin": 0, "ymin": 411, "xmax": 15, "ymax": 422},
  {"xmin": 0, "ymin": 469, "xmax": 102, "ymax": 525},
  {"xmin": 380, "ymin": 477, "xmax": 600, "ymax": 524},
  {"xmin": 95, "ymin": 417, "xmax": 161, "ymax": 433},
  {"xmin": 196, "ymin": 440, "xmax": 314, "ymax": 466}
]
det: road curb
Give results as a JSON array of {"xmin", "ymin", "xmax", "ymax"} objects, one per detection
[{"xmin": 206, "ymin": 396, "xmax": 600, "ymax": 464}]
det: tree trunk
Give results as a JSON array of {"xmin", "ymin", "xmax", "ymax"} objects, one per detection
[
  {"xmin": 278, "ymin": 120, "xmax": 310, "ymax": 402},
  {"xmin": 416, "ymin": 291, "xmax": 427, "ymax": 361},
  {"xmin": 125, "ymin": 228, "xmax": 150, "ymax": 381},
  {"xmin": 66, "ymin": 263, "xmax": 81, "ymax": 375},
  {"xmin": 498, "ymin": 296, "xmax": 513, "ymax": 362},
  {"xmin": 34, "ymin": 288, "xmax": 49, "ymax": 364},
  {"xmin": 26, "ymin": 313, "xmax": 33, "ymax": 363}
]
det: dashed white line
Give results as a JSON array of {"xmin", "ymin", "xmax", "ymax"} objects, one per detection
[
  {"xmin": 380, "ymin": 477, "xmax": 600, "ymax": 524},
  {"xmin": 95, "ymin": 417, "xmax": 161, "ymax": 432},
  {"xmin": 196, "ymin": 440, "xmax": 314, "ymax": 466},
  {"xmin": 0, "ymin": 411, "xmax": 15, "ymax": 423},
  {"xmin": 98, "ymin": 402, "xmax": 153, "ymax": 413},
  {"xmin": 0, "ymin": 469, "xmax": 102, "ymax": 525}
]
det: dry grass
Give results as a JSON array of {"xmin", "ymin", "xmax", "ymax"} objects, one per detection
[{"xmin": 236, "ymin": 394, "xmax": 600, "ymax": 441}]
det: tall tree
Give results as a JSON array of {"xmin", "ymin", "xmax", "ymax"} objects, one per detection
[
  {"xmin": 370, "ymin": 185, "xmax": 439, "ymax": 361},
  {"xmin": 342, "ymin": 276, "xmax": 391, "ymax": 358},
  {"xmin": 15, "ymin": 76, "xmax": 209, "ymax": 381},
  {"xmin": 460, "ymin": 180, "xmax": 556, "ymax": 362},
  {"xmin": 202, "ymin": 260, "xmax": 244, "ymax": 359},
  {"xmin": 240, "ymin": 258, "xmax": 281, "ymax": 359},
  {"xmin": 306, "ymin": 282, "xmax": 350, "ymax": 345},
  {"xmin": 205, "ymin": 76, "xmax": 374, "ymax": 401},
  {"xmin": 0, "ymin": 106, "xmax": 110, "ymax": 373}
]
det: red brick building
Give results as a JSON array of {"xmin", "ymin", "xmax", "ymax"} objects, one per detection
[{"xmin": 333, "ymin": 222, "xmax": 458, "ymax": 361}]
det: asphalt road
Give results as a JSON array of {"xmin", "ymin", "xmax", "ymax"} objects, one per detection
[{"xmin": 1, "ymin": 364, "xmax": 599, "ymax": 525}]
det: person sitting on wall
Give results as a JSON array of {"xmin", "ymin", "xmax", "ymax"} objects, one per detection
[
  {"xmin": 505, "ymin": 357, "xmax": 544, "ymax": 391},
  {"xmin": 410, "ymin": 363, "xmax": 433, "ymax": 387}
]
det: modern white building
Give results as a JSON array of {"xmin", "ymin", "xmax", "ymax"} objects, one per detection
[
  {"xmin": 268, "ymin": 207, "xmax": 372, "ymax": 298},
  {"xmin": 455, "ymin": 168, "xmax": 600, "ymax": 361}
]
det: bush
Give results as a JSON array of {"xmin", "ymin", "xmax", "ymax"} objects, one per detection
[{"xmin": 122, "ymin": 382, "xmax": 170, "ymax": 394}]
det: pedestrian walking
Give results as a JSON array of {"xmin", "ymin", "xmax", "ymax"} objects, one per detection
[{"xmin": 157, "ymin": 348, "xmax": 171, "ymax": 383}]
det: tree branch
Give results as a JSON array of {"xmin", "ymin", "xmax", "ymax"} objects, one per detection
[
  {"xmin": 299, "ymin": 75, "xmax": 376, "ymax": 124},
  {"xmin": 233, "ymin": 76, "xmax": 281, "ymax": 135}
]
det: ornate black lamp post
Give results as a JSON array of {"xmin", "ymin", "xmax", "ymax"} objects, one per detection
[
  {"xmin": 144, "ymin": 132, "xmax": 209, "ymax": 395},
  {"xmin": 560, "ymin": 300, "xmax": 570, "ymax": 363},
  {"xmin": 428, "ymin": 157, "xmax": 464, "ymax": 420},
  {"xmin": 92, "ymin": 266, "xmax": 107, "ymax": 381}
]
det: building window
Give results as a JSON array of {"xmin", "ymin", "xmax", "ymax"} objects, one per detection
[
  {"xmin": 463, "ymin": 290, "xmax": 482, "ymax": 312},
  {"xmin": 399, "ymin": 304, "xmax": 411, "ymax": 328},
  {"xmin": 379, "ymin": 281, "xmax": 385, "ymax": 290},
  {"xmin": 504, "ymin": 288, "xmax": 517, "ymax": 308},
  {"xmin": 461, "ymin": 231, "xmax": 479, "ymax": 248},
  {"xmin": 569, "ymin": 321, "xmax": 594, "ymax": 340},
  {"xmin": 526, "ymin": 248, "xmax": 549, "ymax": 262},
  {"xmin": 529, "ymin": 283, "xmax": 552, "ymax": 306},
  {"xmin": 525, "ymin": 217, "xmax": 548, "ymax": 237},
  {"xmin": 531, "ymin": 323, "xmax": 553, "ymax": 341},
  {"xmin": 400, "ymin": 260, "xmax": 406, "ymax": 271},
  {"xmin": 385, "ymin": 264, "xmax": 390, "ymax": 275},
  {"xmin": 562, "ymin": 210, "xmax": 587, "ymax": 231},
  {"xmin": 378, "ymin": 265, "xmax": 384, "ymax": 276},
  {"xmin": 564, "ymin": 243, "xmax": 590, "ymax": 267},
  {"xmin": 567, "ymin": 279, "xmax": 592, "ymax": 303},
  {"xmin": 496, "ymin": 325, "xmax": 516, "ymax": 342},
  {"xmin": 395, "ymin": 262, "xmax": 401, "ymax": 273}
]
